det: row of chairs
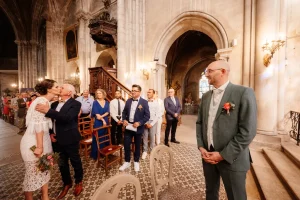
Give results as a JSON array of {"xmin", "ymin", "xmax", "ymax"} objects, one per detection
[
  {"xmin": 91, "ymin": 145, "xmax": 198, "ymax": 200},
  {"xmin": 78, "ymin": 117, "xmax": 123, "ymax": 176}
]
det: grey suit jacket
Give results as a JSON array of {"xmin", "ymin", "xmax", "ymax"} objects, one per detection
[{"xmin": 196, "ymin": 82, "xmax": 257, "ymax": 171}]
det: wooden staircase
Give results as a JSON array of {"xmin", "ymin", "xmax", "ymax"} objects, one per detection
[
  {"xmin": 250, "ymin": 136, "xmax": 300, "ymax": 200},
  {"xmin": 89, "ymin": 66, "xmax": 132, "ymax": 101}
]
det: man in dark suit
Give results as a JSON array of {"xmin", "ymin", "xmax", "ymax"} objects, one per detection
[
  {"xmin": 17, "ymin": 92, "xmax": 29, "ymax": 135},
  {"xmin": 36, "ymin": 84, "xmax": 83, "ymax": 199},
  {"xmin": 164, "ymin": 88, "xmax": 181, "ymax": 146},
  {"xmin": 119, "ymin": 84, "xmax": 150, "ymax": 172},
  {"xmin": 196, "ymin": 60, "xmax": 257, "ymax": 200}
]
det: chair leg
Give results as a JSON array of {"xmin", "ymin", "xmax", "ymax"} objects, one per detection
[
  {"xmin": 105, "ymin": 156, "xmax": 108, "ymax": 176},
  {"xmin": 84, "ymin": 145, "xmax": 88, "ymax": 160},
  {"xmin": 120, "ymin": 149, "xmax": 122, "ymax": 165}
]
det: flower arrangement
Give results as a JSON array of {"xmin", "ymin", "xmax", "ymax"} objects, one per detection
[
  {"xmin": 138, "ymin": 104, "xmax": 143, "ymax": 110},
  {"xmin": 222, "ymin": 102, "xmax": 235, "ymax": 116},
  {"xmin": 30, "ymin": 145, "xmax": 59, "ymax": 172}
]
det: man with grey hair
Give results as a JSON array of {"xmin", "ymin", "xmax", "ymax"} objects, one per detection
[
  {"xmin": 164, "ymin": 88, "xmax": 181, "ymax": 146},
  {"xmin": 36, "ymin": 84, "xmax": 84, "ymax": 198},
  {"xmin": 76, "ymin": 89, "xmax": 93, "ymax": 118}
]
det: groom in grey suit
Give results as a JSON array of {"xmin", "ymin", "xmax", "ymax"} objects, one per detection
[{"xmin": 196, "ymin": 60, "xmax": 257, "ymax": 200}]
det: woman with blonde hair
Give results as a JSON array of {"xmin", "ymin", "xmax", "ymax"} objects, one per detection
[{"xmin": 90, "ymin": 89, "xmax": 110, "ymax": 160}]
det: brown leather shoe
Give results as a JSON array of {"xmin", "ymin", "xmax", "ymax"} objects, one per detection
[
  {"xmin": 56, "ymin": 184, "xmax": 72, "ymax": 199},
  {"xmin": 73, "ymin": 182, "xmax": 83, "ymax": 196}
]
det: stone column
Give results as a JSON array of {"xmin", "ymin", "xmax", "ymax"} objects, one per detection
[
  {"xmin": 46, "ymin": 21, "xmax": 65, "ymax": 84},
  {"xmin": 117, "ymin": 0, "xmax": 126, "ymax": 83},
  {"xmin": 46, "ymin": 20, "xmax": 53, "ymax": 79},
  {"xmin": 77, "ymin": 12, "xmax": 89, "ymax": 92},
  {"xmin": 15, "ymin": 40, "xmax": 25, "ymax": 89},
  {"xmin": 155, "ymin": 63, "xmax": 167, "ymax": 99},
  {"xmin": 30, "ymin": 40, "xmax": 39, "ymax": 87},
  {"xmin": 255, "ymin": 0, "xmax": 282, "ymax": 135},
  {"xmin": 277, "ymin": 0, "xmax": 287, "ymax": 134},
  {"xmin": 15, "ymin": 40, "xmax": 39, "ymax": 89},
  {"xmin": 242, "ymin": 0, "xmax": 256, "ymax": 87}
]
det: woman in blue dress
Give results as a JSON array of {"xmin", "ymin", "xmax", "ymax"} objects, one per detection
[{"xmin": 91, "ymin": 89, "xmax": 110, "ymax": 160}]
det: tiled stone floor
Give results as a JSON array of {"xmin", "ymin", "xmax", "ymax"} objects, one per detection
[
  {"xmin": 0, "ymin": 143, "xmax": 227, "ymax": 200},
  {"xmin": 0, "ymin": 116, "xmax": 228, "ymax": 200}
]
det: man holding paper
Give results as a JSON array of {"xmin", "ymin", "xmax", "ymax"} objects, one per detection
[{"xmin": 119, "ymin": 84, "xmax": 150, "ymax": 172}]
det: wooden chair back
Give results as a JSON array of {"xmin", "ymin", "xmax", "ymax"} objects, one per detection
[
  {"xmin": 149, "ymin": 145, "xmax": 174, "ymax": 200},
  {"xmin": 78, "ymin": 117, "xmax": 93, "ymax": 138},
  {"xmin": 93, "ymin": 125, "xmax": 112, "ymax": 148},
  {"xmin": 93, "ymin": 125, "xmax": 123, "ymax": 175},
  {"xmin": 91, "ymin": 173, "xmax": 142, "ymax": 200}
]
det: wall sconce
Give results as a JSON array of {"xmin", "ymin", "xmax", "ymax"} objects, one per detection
[
  {"xmin": 11, "ymin": 83, "xmax": 17, "ymax": 88},
  {"xmin": 262, "ymin": 39, "xmax": 285, "ymax": 67},
  {"xmin": 142, "ymin": 69, "xmax": 149, "ymax": 80},
  {"xmin": 140, "ymin": 64, "xmax": 149, "ymax": 80},
  {"xmin": 38, "ymin": 77, "xmax": 44, "ymax": 82}
]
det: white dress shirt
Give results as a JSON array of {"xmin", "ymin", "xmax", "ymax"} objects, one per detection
[
  {"xmin": 110, "ymin": 98, "xmax": 125, "ymax": 122},
  {"xmin": 147, "ymin": 99, "xmax": 159, "ymax": 126},
  {"xmin": 129, "ymin": 97, "xmax": 140, "ymax": 123},
  {"xmin": 207, "ymin": 81, "xmax": 229, "ymax": 149}
]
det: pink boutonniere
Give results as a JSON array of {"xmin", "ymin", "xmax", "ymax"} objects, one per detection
[
  {"xmin": 138, "ymin": 104, "xmax": 143, "ymax": 110},
  {"xmin": 222, "ymin": 102, "xmax": 235, "ymax": 115}
]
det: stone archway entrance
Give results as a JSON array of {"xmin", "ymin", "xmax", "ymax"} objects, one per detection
[
  {"xmin": 95, "ymin": 51, "xmax": 117, "ymax": 78},
  {"xmin": 152, "ymin": 11, "xmax": 229, "ymax": 98},
  {"xmin": 165, "ymin": 31, "xmax": 217, "ymax": 114}
]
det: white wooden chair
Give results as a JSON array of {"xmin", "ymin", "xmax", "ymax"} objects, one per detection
[
  {"xmin": 150, "ymin": 145, "xmax": 196, "ymax": 200},
  {"xmin": 91, "ymin": 173, "xmax": 142, "ymax": 200}
]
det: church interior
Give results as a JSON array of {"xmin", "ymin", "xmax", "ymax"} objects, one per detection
[{"xmin": 1, "ymin": 0, "xmax": 300, "ymax": 199}]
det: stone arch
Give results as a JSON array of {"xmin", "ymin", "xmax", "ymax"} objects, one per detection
[
  {"xmin": 94, "ymin": 49, "xmax": 117, "ymax": 67},
  {"xmin": 181, "ymin": 57, "xmax": 214, "ymax": 102},
  {"xmin": 154, "ymin": 11, "xmax": 228, "ymax": 64},
  {"xmin": 0, "ymin": 3, "xmax": 20, "ymax": 40}
]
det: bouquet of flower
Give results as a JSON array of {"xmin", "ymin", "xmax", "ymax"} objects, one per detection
[{"xmin": 30, "ymin": 145, "xmax": 59, "ymax": 172}]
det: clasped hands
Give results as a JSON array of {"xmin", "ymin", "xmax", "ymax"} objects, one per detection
[
  {"xmin": 123, "ymin": 120, "xmax": 140, "ymax": 128},
  {"xmin": 199, "ymin": 147, "xmax": 224, "ymax": 164}
]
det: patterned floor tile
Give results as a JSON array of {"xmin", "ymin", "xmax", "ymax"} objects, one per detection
[{"xmin": 0, "ymin": 143, "xmax": 227, "ymax": 200}]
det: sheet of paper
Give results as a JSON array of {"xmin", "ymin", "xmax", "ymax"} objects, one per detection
[{"xmin": 125, "ymin": 123, "xmax": 137, "ymax": 132}]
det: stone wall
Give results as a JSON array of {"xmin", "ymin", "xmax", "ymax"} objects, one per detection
[{"xmin": 143, "ymin": 0, "xmax": 246, "ymax": 99}]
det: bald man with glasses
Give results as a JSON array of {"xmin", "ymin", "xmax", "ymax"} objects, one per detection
[{"xmin": 196, "ymin": 60, "xmax": 257, "ymax": 200}]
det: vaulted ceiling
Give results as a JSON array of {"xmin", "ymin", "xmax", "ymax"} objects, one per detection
[{"xmin": 0, "ymin": 0, "xmax": 47, "ymax": 41}]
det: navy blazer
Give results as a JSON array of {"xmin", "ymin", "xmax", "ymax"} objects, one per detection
[
  {"xmin": 164, "ymin": 96, "xmax": 181, "ymax": 121},
  {"xmin": 46, "ymin": 98, "xmax": 81, "ymax": 145},
  {"xmin": 122, "ymin": 97, "xmax": 150, "ymax": 134}
]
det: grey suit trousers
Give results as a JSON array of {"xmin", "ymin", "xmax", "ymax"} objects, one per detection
[{"xmin": 203, "ymin": 147, "xmax": 247, "ymax": 200}]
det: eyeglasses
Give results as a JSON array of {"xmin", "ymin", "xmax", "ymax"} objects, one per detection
[
  {"xmin": 131, "ymin": 90, "xmax": 140, "ymax": 92},
  {"xmin": 204, "ymin": 68, "xmax": 223, "ymax": 74}
]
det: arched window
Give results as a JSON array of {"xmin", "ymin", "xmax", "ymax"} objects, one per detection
[{"xmin": 199, "ymin": 72, "xmax": 211, "ymax": 98}]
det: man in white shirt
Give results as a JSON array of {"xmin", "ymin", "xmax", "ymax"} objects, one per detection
[
  {"xmin": 154, "ymin": 91, "xmax": 165, "ymax": 145},
  {"xmin": 142, "ymin": 89, "xmax": 159, "ymax": 159},
  {"xmin": 109, "ymin": 90, "xmax": 125, "ymax": 145}
]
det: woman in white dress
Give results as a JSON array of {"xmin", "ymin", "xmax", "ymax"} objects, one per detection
[{"xmin": 20, "ymin": 79, "xmax": 61, "ymax": 200}]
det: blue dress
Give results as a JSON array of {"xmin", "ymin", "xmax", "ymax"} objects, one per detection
[{"xmin": 90, "ymin": 100, "xmax": 110, "ymax": 160}]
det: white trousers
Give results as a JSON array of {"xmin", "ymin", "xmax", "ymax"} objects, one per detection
[{"xmin": 156, "ymin": 117, "xmax": 163, "ymax": 145}]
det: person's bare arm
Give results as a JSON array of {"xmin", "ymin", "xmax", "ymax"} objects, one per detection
[{"xmin": 34, "ymin": 131, "xmax": 44, "ymax": 157}]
